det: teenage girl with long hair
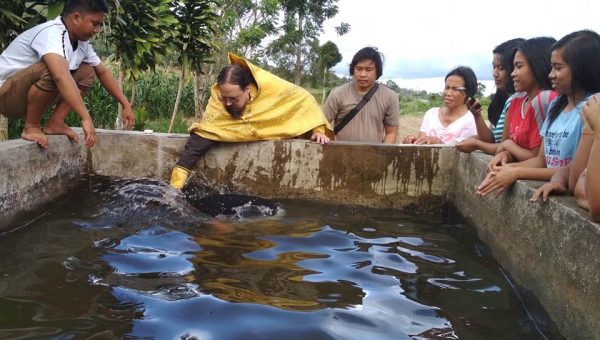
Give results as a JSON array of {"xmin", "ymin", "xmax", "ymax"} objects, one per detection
[
  {"xmin": 456, "ymin": 38, "xmax": 524, "ymax": 154},
  {"xmin": 530, "ymin": 31, "xmax": 600, "ymax": 218},
  {"xmin": 478, "ymin": 30, "xmax": 600, "ymax": 197}
]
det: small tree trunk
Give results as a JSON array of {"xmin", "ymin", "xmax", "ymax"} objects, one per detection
[
  {"xmin": 321, "ymin": 67, "xmax": 327, "ymax": 104},
  {"xmin": 193, "ymin": 72, "xmax": 202, "ymax": 118},
  {"xmin": 294, "ymin": 13, "xmax": 303, "ymax": 85},
  {"xmin": 196, "ymin": 65, "xmax": 215, "ymax": 119},
  {"xmin": 130, "ymin": 82, "xmax": 136, "ymax": 108},
  {"xmin": 169, "ymin": 71, "xmax": 186, "ymax": 133},
  {"xmin": 115, "ymin": 65, "xmax": 124, "ymax": 130},
  {"xmin": 0, "ymin": 116, "xmax": 8, "ymax": 141}
]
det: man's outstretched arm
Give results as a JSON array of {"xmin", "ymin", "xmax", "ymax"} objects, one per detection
[{"xmin": 94, "ymin": 62, "xmax": 134, "ymax": 129}]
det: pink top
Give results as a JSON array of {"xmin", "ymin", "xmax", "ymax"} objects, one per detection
[{"xmin": 419, "ymin": 107, "xmax": 477, "ymax": 144}]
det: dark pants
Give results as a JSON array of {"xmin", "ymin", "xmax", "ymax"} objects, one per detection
[{"xmin": 176, "ymin": 133, "xmax": 217, "ymax": 169}]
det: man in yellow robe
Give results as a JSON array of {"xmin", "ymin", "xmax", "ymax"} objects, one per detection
[{"xmin": 170, "ymin": 53, "xmax": 333, "ymax": 189}]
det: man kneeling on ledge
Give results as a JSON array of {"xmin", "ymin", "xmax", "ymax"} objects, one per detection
[{"xmin": 170, "ymin": 53, "xmax": 332, "ymax": 190}]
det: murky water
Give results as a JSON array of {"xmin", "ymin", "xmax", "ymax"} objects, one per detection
[{"xmin": 0, "ymin": 176, "xmax": 559, "ymax": 339}]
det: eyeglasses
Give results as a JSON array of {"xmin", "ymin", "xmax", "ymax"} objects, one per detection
[
  {"xmin": 218, "ymin": 92, "xmax": 245, "ymax": 105},
  {"xmin": 444, "ymin": 86, "xmax": 467, "ymax": 94}
]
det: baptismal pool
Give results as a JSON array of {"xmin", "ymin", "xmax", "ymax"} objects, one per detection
[{"xmin": 0, "ymin": 176, "xmax": 560, "ymax": 339}]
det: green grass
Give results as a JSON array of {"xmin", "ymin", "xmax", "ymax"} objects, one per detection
[{"xmin": 144, "ymin": 116, "xmax": 190, "ymax": 134}]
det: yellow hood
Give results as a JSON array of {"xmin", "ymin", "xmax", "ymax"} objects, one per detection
[{"xmin": 189, "ymin": 53, "xmax": 332, "ymax": 142}]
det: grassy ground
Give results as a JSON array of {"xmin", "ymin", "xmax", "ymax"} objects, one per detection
[{"xmin": 396, "ymin": 115, "xmax": 423, "ymax": 142}]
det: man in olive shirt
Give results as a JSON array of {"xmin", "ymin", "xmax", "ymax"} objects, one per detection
[{"xmin": 323, "ymin": 47, "xmax": 400, "ymax": 143}]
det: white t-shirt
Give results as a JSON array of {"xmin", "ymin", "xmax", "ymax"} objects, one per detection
[
  {"xmin": 0, "ymin": 16, "xmax": 101, "ymax": 86},
  {"xmin": 419, "ymin": 107, "xmax": 477, "ymax": 144}
]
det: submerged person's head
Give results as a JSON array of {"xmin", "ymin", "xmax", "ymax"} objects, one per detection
[
  {"xmin": 349, "ymin": 47, "xmax": 383, "ymax": 92},
  {"xmin": 216, "ymin": 64, "xmax": 253, "ymax": 118},
  {"xmin": 512, "ymin": 37, "xmax": 555, "ymax": 94},
  {"xmin": 443, "ymin": 66, "xmax": 477, "ymax": 109},
  {"xmin": 62, "ymin": 0, "xmax": 109, "ymax": 41}
]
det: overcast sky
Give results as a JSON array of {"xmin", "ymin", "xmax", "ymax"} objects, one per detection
[{"xmin": 320, "ymin": 0, "xmax": 599, "ymax": 93}]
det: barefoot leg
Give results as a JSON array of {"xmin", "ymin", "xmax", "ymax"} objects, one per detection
[
  {"xmin": 22, "ymin": 85, "xmax": 54, "ymax": 148},
  {"xmin": 43, "ymin": 95, "xmax": 82, "ymax": 143}
]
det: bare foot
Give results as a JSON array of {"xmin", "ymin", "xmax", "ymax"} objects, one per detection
[
  {"xmin": 43, "ymin": 120, "xmax": 80, "ymax": 143},
  {"xmin": 21, "ymin": 126, "xmax": 48, "ymax": 148}
]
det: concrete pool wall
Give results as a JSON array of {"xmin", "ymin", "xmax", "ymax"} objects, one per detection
[{"xmin": 1, "ymin": 129, "xmax": 598, "ymax": 339}]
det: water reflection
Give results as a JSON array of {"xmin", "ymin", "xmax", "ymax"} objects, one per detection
[
  {"xmin": 190, "ymin": 220, "xmax": 365, "ymax": 311},
  {"xmin": 0, "ymin": 177, "xmax": 558, "ymax": 339}
]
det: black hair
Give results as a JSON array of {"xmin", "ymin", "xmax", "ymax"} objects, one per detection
[
  {"xmin": 517, "ymin": 37, "xmax": 555, "ymax": 91},
  {"xmin": 445, "ymin": 66, "xmax": 478, "ymax": 99},
  {"xmin": 349, "ymin": 47, "xmax": 384, "ymax": 79},
  {"xmin": 217, "ymin": 64, "xmax": 257, "ymax": 89},
  {"xmin": 63, "ymin": 0, "xmax": 108, "ymax": 14},
  {"xmin": 488, "ymin": 38, "xmax": 524, "ymax": 125},
  {"xmin": 547, "ymin": 30, "xmax": 600, "ymax": 126}
]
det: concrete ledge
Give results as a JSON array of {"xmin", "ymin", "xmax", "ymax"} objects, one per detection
[
  {"xmin": 89, "ymin": 131, "xmax": 456, "ymax": 213},
  {"xmin": 0, "ymin": 136, "xmax": 86, "ymax": 231},
  {"xmin": 90, "ymin": 129, "xmax": 185, "ymax": 180},
  {"xmin": 451, "ymin": 151, "xmax": 600, "ymax": 340},
  {"xmin": 192, "ymin": 141, "xmax": 455, "ymax": 212}
]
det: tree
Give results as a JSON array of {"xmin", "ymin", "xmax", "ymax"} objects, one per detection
[
  {"xmin": 225, "ymin": 0, "xmax": 279, "ymax": 58},
  {"xmin": 477, "ymin": 81, "xmax": 486, "ymax": 98},
  {"xmin": 0, "ymin": 0, "xmax": 63, "ymax": 51},
  {"xmin": 385, "ymin": 80, "xmax": 401, "ymax": 93},
  {"xmin": 269, "ymin": 0, "xmax": 345, "ymax": 85},
  {"xmin": 0, "ymin": 3, "xmax": 27, "ymax": 52},
  {"xmin": 316, "ymin": 41, "xmax": 341, "ymax": 103},
  {"xmin": 104, "ymin": 0, "xmax": 178, "ymax": 128},
  {"xmin": 167, "ymin": 0, "xmax": 217, "ymax": 133}
]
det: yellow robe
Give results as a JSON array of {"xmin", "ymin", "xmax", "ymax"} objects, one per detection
[{"xmin": 190, "ymin": 53, "xmax": 333, "ymax": 142}]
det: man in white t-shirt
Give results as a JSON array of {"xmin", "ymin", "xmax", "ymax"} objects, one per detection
[{"xmin": 0, "ymin": 0, "xmax": 134, "ymax": 148}]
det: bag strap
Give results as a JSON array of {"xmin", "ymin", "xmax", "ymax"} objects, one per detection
[
  {"xmin": 334, "ymin": 83, "xmax": 379, "ymax": 135},
  {"xmin": 531, "ymin": 90, "xmax": 553, "ymax": 131}
]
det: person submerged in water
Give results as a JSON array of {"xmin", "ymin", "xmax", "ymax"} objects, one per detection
[
  {"xmin": 194, "ymin": 193, "xmax": 278, "ymax": 218},
  {"xmin": 169, "ymin": 53, "xmax": 332, "ymax": 190}
]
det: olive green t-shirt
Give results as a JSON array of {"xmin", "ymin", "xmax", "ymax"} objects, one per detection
[{"xmin": 323, "ymin": 82, "xmax": 400, "ymax": 143}]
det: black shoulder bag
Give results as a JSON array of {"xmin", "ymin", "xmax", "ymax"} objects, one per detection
[{"xmin": 334, "ymin": 83, "xmax": 379, "ymax": 135}]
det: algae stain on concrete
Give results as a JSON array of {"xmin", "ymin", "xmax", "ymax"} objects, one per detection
[
  {"xmin": 272, "ymin": 141, "xmax": 294, "ymax": 186},
  {"xmin": 318, "ymin": 146, "xmax": 441, "ymax": 197}
]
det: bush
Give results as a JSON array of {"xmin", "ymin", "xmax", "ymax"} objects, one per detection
[{"xmin": 129, "ymin": 71, "xmax": 195, "ymax": 120}]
